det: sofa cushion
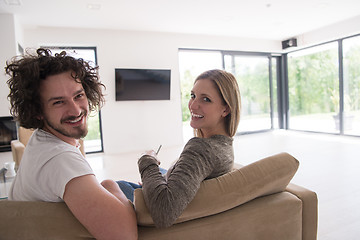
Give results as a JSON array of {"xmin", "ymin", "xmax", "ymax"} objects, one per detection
[{"xmin": 134, "ymin": 152, "xmax": 299, "ymax": 226}]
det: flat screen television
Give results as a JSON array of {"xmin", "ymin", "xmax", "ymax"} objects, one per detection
[
  {"xmin": 0, "ymin": 116, "xmax": 17, "ymax": 152},
  {"xmin": 115, "ymin": 68, "xmax": 171, "ymax": 101}
]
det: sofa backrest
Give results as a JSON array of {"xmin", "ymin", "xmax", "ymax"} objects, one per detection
[{"xmin": 134, "ymin": 152, "xmax": 299, "ymax": 226}]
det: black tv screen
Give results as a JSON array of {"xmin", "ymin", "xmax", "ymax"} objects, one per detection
[{"xmin": 115, "ymin": 68, "xmax": 171, "ymax": 101}]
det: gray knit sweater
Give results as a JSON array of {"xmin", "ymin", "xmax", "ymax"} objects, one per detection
[{"xmin": 138, "ymin": 135, "xmax": 234, "ymax": 228}]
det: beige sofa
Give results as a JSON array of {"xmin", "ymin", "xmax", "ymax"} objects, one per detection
[{"xmin": 0, "ymin": 153, "xmax": 317, "ymax": 240}]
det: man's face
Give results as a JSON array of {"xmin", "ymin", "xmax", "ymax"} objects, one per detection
[{"xmin": 39, "ymin": 71, "xmax": 89, "ymax": 146}]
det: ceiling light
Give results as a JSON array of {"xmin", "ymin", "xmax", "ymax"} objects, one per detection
[
  {"xmin": 4, "ymin": 0, "xmax": 21, "ymax": 6},
  {"xmin": 87, "ymin": 4, "xmax": 101, "ymax": 10}
]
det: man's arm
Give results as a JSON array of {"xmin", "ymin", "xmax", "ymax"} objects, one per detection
[
  {"xmin": 63, "ymin": 175, "xmax": 138, "ymax": 240},
  {"xmin": 100, "ymin": 179, "xmax": 130, "ymax": 202}
]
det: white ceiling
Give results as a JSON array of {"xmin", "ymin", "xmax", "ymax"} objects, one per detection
[{"xmin": 1, "ymin": 0, "xmax": 360, "ymax": 40}]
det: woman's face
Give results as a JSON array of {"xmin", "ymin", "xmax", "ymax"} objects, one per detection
[{"xmin": 188, "ymin": 78, "xmax": 229, "ymax": 138}]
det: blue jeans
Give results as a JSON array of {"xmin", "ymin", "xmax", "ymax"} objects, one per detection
[
  {"xmin": 116, "ymin": 181, "xmax": 142, "ymax": 202},
  {"xmin": 117, "ymin": 167, "xmax": 167, "ymax": 202}
]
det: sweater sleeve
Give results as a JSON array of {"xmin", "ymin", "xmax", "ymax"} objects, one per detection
[{"xmin": 138, "ymin": 138, "xmax": 215, "ymax": 228}]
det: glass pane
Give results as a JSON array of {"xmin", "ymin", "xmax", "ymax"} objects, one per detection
[
  {"xmin": 178, "ymin": 50, "xmax": 223, "ymax": 141},
  {"xmin": 45, "ymin": 47, "xmax": 103, "ymax": 153},
  {"xmin": 343, "ymin": 36, "xmax": 360, "ymax": 136},
  {"xmin": 85, "ymin": 112, "xmax": 103, "ymax": 152},
  {"xmin": 225, "ymin": 55, "xmax": 271, "ymax": 132},
  {"xmin": 288, "ymin": 42, "xmax": 339, "ymax": 133}
]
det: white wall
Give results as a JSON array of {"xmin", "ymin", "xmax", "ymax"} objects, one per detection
[
  {"xmin": 0, "ymin": 14, "xmax": 17, "ymax": 116},
  {"xmin": 295, "ymin": 15, "xmax": 360, "ymax": 50}
]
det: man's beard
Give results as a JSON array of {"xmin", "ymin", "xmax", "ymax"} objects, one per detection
[{"xmin": 44, "ymin": 111, "xmax": 88, "ymax": 139}]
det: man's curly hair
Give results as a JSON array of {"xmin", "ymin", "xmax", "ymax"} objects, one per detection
[{"xmin": 5, "ymin": 48, "xmax": 105, "ymax": 129}]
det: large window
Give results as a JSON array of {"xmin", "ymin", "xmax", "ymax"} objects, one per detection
[
  {"xmin": 343, "ymin": 36, "xmax": 360, "ymax": 136},
  {"xmin": 287, "ymin": 42, "xmax": 339, "ymax": 133},
  {"xmin": 45, "ymin": 47, "xmax": 104, "ymax": 153},
  {"xmin": 179, "ymin": 34, "xmax": 360, "ymax": 139},
  {"xmin": 287, "ymin": 35, "xmax": 360, "ymax": 137}
]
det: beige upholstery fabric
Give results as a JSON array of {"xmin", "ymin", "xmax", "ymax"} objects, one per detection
[
  {"xmin": 0, "ymin": 200, "xmax": 94, "ymax": 240},
  {"xmin": 134, "ymin": 152, "xmax": 299, "ymax": 226},
  {"xmin": 286, "ymin": 183, "xmax": 318, "ymax": 240},
  {"xmin": 137, "ymin": 191, "xmax": 303, "ymax": 240},
  {"xmin": 18, "ymin": 126, "xmax": 33, "ymax": 146},
  {"xmin": 10, "ymin": 140, "xmax": 25, "ymax": 172}
]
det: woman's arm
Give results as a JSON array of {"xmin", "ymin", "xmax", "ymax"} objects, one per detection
[{"xmin": 138, "ymin": 139, "xmax": 214, "ymax": 228}]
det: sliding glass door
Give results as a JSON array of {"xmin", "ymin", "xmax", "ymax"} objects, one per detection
[
  {"xmin": 224, "ymin": 54, "xmax": 273, "ymax": 133},
  {"xmin": 287, "ymin": 35, "xmax": 360, "ymax": 137},
  {"xmin": 287, "ymin": 42, "xmax": 339, "ymax": 133},
  {"xmin": 343, "ymin": 36, "xmax": 360, "ymax": 136}
]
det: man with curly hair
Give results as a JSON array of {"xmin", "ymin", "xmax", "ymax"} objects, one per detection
[{"xmin": 5, "ymin": 48, "xmax": 137, "ymax": 240}]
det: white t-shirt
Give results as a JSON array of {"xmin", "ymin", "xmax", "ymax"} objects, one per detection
[{"xmin": 8, "ymin": 129, "xmax": 94, "ymax": 202}]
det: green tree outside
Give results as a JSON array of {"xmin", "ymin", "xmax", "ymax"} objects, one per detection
[
  {"xmin": 288, "ymin": 46, "xmax": 339, "ymax": 116},
  {"xmin": 85, "ymin": 113, "xmax": 100, "ymax": 140}
]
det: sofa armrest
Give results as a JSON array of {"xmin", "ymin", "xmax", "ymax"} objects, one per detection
[
  {"xmin": 11, "ymin": 140, "xmax": 25, "ymax": 172},
  {"xmin": 286, "ymin": 183, "xmax": 318, "ymax": 240}
]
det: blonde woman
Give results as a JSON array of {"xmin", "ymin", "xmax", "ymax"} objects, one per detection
[{"xmin": 113, "ymin": 69, "xmax": 241, "ymax": 228}]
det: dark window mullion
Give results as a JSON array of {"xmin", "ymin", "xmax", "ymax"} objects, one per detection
[{"xmin": 338, "ymin": 40, "xmax": 344, "ymax": 134}]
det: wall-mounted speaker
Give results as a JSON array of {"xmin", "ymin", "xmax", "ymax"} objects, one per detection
[{"xmin": 282, "ymin": 38, "xmax": 297, "ymax": 49}]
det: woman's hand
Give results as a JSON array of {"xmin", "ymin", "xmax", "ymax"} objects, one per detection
[{"xmin": 141, "ymin": 150, "xmax": 161, "ymax": 165}]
